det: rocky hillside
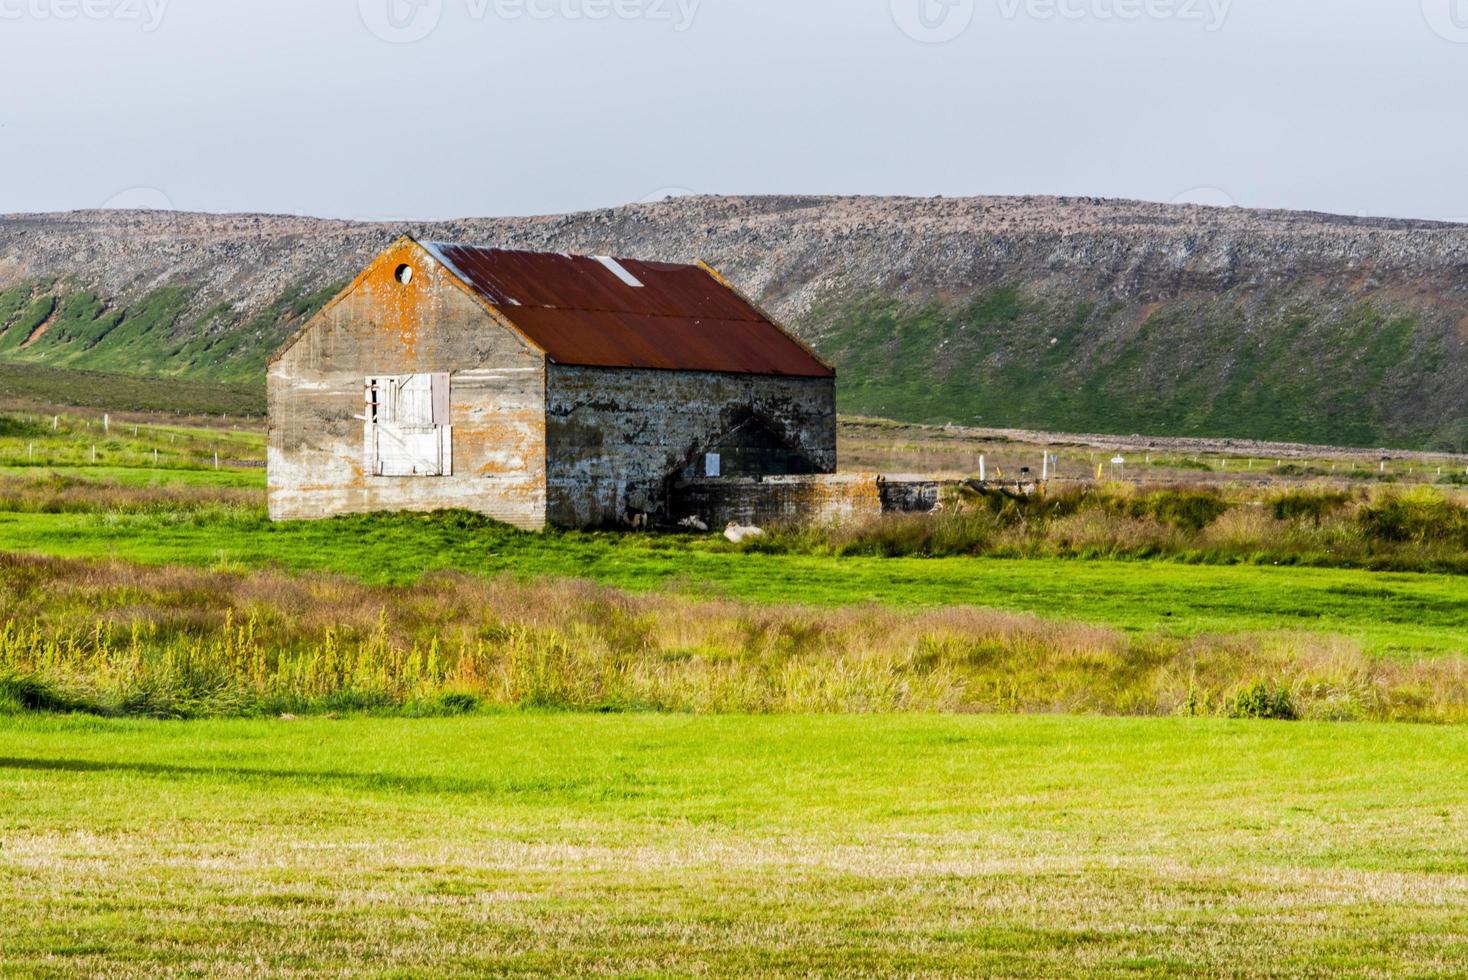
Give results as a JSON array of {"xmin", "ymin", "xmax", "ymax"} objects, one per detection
[{"xmin": 2, "ymin": 195, "xmax": 1467, "ymax": 448}]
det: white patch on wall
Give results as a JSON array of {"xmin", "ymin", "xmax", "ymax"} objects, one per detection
[{"xmin": 365, "ymin": 373, "xmax": 453, "ymax": 477}]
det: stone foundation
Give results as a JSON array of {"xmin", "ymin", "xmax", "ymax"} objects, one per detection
[{"xmin": 669, "ymin": 474, "xmax": 942, "ymax": 528}]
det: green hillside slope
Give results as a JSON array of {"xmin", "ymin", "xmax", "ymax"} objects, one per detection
[
  {"xmin": 804, "ymin": 289, "xmax": 1465, "ymax": 451},
  {"xmin": 4, "ymin": 199, "xmax": 1467, "ymax": 448},
  {"xmin": 0, "ymin": 279, "xmax": 341, "ymax": 384},
  {"xmin": 0, "ymin": 362, "xmax": 262, "ymax": 416}
]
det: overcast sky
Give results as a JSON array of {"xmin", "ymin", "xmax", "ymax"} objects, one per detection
[{"xmin": 1, "ymin": 0, "xmax": 1465, "ymax": 222}]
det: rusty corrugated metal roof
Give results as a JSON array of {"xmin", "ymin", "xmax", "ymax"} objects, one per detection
[{"xmin": 418, "ymin": 241, "xmax": 834, "ymax": 378}]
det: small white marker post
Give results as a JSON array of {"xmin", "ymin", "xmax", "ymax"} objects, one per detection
[
  {"xmin": 979, "ymin": 455, "xmax": 986, "ymax": 483},
  {"xmin": 154, "ymin": 448, "xmax": 159, "ymax": 466},
  {"xmin": 1042, "ymin": 453, "xmax": 1049, "ymax": 482},
  {"xmin": 28, "ymin": 443, "xmax": 33, "ymax": 462},
  {"xmin": 103, "ymin": 414, "xmax": 109, "ymax": 434},
  {"xmin": 214, "ymin": 451, "xmax": 219, "ymax": 470},
  {"xmin": 91, "ymin": 445, "xmax": 96, "ymax": 464},
  {"xmin": 52, "ymin": 416, "xmax": 58, "ymax": 431}
]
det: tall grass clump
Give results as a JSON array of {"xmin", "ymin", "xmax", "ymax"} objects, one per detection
[
  {"xmin": 749, "ymin": 483, "xmax": 1468, "ymax": 572},
  {"xmin": 1, "ymin": 472, "xmax": 1465, "ymax": 573},
  {"xmin": 1356, "ymin": 488, "xmax": 1468, "ymax": 549},
  {"xmin": 1, "ymin": 552, "xmax": 1465, "ymax": 722},
  {"xmin": 0, "ymin": 473, "xmax": 261, "ymax": 516},
  {"xmin": 1229, "ymin": 680, "xmax": 1297, "ymax": 720}
]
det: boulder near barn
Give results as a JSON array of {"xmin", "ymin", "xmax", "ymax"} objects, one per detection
[{"xmin": 266, "ymin": 237, "xmax": 941, "ymax": 530}]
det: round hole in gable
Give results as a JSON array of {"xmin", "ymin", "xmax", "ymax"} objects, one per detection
[{"xmin": 395, "ymin": 264, "xmax": 414, "ymax": 285}]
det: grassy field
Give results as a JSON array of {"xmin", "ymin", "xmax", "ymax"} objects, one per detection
[
  {"xmin": 0, "ymin": 413, "xmax": 1465, "ymax": 713},
  {"xmin": 4, "ymin": 508, "xmax": 1466, "ymax": 657},
  {"xmin": 6, "ymin": 549, "xmax": 1465, "ymax": 721},
  {"xmin": 0, "ymin": 464, "xmax": 264, "ymax": 488},
  {"xmin": 3, "ymin": 410, "xmax": 1467, "ymax": 975},
  {"xmin": 3, "ymin": 712, "xmax": 1467, "ymax": 977},
  {"xmin": 0, "ymin": 409, "xmax": 263, "ymax": 471}
]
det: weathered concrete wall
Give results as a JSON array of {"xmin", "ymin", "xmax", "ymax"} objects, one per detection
[
  {"xmin": 671, "ymin": 475, "xmax": 882, "ymax": 528},
  {"xmin": 879, "ymin": 479, "xmax": 940, "ymax": 513},
  {"xmin": 268, "ymin": 240, "xmax": 549, "ymax": 529},
  {"xmin": 544, "ymin": 365, "xmax": 837, "ymax": 527}
]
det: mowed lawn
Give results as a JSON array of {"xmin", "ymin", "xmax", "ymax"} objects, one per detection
[
  {"xmin": 2, "ymin": 713, "xmax": 1466, "ymax": 977},
  {"xmin": 2, "ymin": 507, "xmax": 1467, "ymax": 656}
]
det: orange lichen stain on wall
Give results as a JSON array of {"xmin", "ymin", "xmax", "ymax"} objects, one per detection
[
  {"xmin": 361, "ymin": 243, "xmax": 434, "ymax": 359},
  {"xmin": 458, "ymin": 430, "xmax": 542, "ymax": 478}
]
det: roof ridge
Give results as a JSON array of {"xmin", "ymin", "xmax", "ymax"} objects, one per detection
[
  {"xmin": 494, "ymin": 303, "xmax": 768, "ymax": 322},
  {"xmin": 419, "ymin": 240, "xmax": 688, "ymax": 267}
]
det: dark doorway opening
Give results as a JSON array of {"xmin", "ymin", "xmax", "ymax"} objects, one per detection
[{"xmin": 682, "ymin": 412, "xmax": 816, "ymax": 479}]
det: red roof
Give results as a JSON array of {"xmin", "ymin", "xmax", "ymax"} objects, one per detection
[{"xmin": 418, "ymin": 242, "xmax": 833, "ymax": 378}]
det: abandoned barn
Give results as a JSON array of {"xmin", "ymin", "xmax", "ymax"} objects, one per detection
[{"xmin": 267, "ymin": 236, "xmax": 859, "ymax": 530}]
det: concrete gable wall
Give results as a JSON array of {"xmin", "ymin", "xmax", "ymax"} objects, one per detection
[
  {"xmin": 544, "ymin": 364, "xmax": 837, "ymax": 528},
  {"xmin": 268, "ymin": 240, "xmax": 549, "ymax": 529}
]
